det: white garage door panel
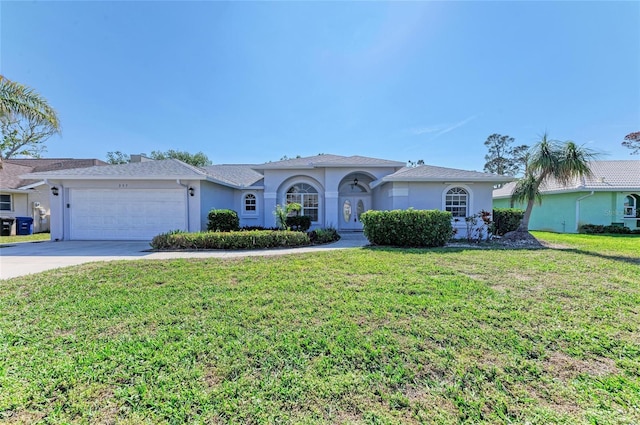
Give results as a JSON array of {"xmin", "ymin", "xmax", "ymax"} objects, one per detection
[{"xmin": 70, "ymin": 189, "xmax": 187, "ymax": 240}]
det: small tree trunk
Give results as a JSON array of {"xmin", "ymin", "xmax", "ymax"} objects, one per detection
[{"xmin": 515, "ymin": 198, "xmax": 536, "ymax": 233}]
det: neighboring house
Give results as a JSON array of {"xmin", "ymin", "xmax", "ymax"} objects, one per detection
[
  {"xmin": 493, "ymin": 160, "xmax": 640, "ymax": 233},
  {"xmin": 1, "ymin": 158, "xmax": 107, "ymax": 235},
  {"xmin": 22, "ymin": 154, "xmax": 512, "ymax": 241}
]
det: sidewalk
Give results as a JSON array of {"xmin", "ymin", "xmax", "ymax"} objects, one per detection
[{"xmin": 0, "ymin": 233, "xmax": 369, "ymax": 280}]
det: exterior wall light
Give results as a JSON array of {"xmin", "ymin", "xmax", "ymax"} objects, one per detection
[
  {"xmin": 188, "ymin": 187, "xmax": 195, "ymax": 197},
  {"xmin": 51, "ymin": 186, "xmax": 59, "ymax": 196}
]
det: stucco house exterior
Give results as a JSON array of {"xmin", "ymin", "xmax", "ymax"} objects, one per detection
[
  {"xmin": 493, "ymin": 160, "xmax": 640, "ymax": 233},
  {"xmin": 23, "ymin": 154, "xmax": 512, "ymax": 241},
  {"xmin": 1, "ymin": 158, "xmax": 107, "ymax": 235}
]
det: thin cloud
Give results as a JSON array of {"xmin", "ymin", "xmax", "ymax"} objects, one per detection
[
  {"xmin": 408, "ymin": 115, "xmax": 478, "ymax": 139},
  {"xmin": 436, "ymin": 115, "xmax": 477, "ymax": 136},
  {"xmin": 409, "ymin": 126, "xmax": 441, "ymax": 135}
]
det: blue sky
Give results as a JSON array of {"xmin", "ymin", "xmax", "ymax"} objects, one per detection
[{"xmin": 2, "ymin": 1, "xmax": 639, "ymax": 171}]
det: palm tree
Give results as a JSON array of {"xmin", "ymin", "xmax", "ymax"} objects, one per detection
[
  {"xmin": 0, "ymin": 76, "xmax": 60, "ymax": 167},
  {"xmin": 510, "ymin": 133, "xmax": 596, "ymax": 234},
  {"xmin": 0, "ymin": 75, "xmax": 60, "ymax": 131}
]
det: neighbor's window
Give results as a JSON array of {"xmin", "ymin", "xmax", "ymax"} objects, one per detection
[
  {"xmin": 623, "ymin": 196, "xmax": 636, "ymax": 217},
  {"xmin": 286, "ymin": 183, "xmax": 319, "ymax": 221},
  {"xmin": 244, "ymin": 193, "xmax": 257, "ymax": 213},
  {"xmin": 0, "ymin": 194, "xmax": 11, "ymax": 211},
  {"xmin": 445, "ymin": 187, "xmax": 468, "ymax": 217}
]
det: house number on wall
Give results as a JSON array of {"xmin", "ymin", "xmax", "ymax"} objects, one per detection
[{"xmin": 118, "ymin": 184, "xmax": 128, "ymax": 188}]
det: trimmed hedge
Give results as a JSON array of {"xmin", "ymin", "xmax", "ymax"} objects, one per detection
[
  {"xmin": 492, "ymin": 208, "xmax": 524, "ymax": 236},
  {"xmin": 579, "ymin": 224, "xmax": 635, "ymax": 234},
  {"xmin": 207, "ymin": 209, "xmax": 239, "ymax": 232},
  {"xmin": 151, "ymin": 230, "xmax": 310, "ymax": 250},
  {"xmin": 286, "ymin": 215, "xmax": 312, "ymax": 232},
  {"xmin": 309, "ymin": 227, "xmax": 340, "ymax": 244},
  {"xmin": 360, "ymin": 209, "xmax": 453, "ymax": 247}
]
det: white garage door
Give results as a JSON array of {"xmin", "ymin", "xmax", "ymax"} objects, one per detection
[{"xmin": 69, "ymin": 189, "xmax": 187, "ymax": 240}]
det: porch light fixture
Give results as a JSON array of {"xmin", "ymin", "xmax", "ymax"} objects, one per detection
[
  {"xmin": 51, "ymin": 186, "xmax": 59, "ymax": 196},
  {"xmin": 188, "ymin": 187, "xmax": 195, "ymax": 197},
  {"xmin": 353, "ymin": 178, "xmax": 358, "ymax": 186}
]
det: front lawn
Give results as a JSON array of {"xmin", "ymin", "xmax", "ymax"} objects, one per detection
[
  {"xmin": 0, "ymin": 234, "xmax": 638, "ymax": 423},
  {"xmin": 0, "ymin": 232, "xmax": 50, "ymax": 244}
]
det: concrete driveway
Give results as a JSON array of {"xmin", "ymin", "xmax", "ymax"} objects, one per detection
[{"xmin": 0, "ymin": 233, "xmax": 369, "ymax": 280}]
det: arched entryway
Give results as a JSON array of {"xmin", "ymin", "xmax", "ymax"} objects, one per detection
[{"xmin": 338, "ymin": 173, "xmax": 372, "ymax": 231}]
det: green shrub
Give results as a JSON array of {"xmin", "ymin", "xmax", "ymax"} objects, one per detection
[
  {"xmin": 360, "ymin": 209, "xmax": 453, "ymax": 247},
  {"xmin": 286, "ymin": 215, "xmax": 312, "ymax": 232},
  {"xmin": 491, "ymin": 208, "xmax": 524, "ymax": 236},
  {"xmin": 580, "ymin": 224, "xmax": 632, "ymax": 234},
  {"xmin": 309, "ymin": 227, "xmax": 340, "ymax": 244},
  {"xmin": 207, "ymin": 209, "xmax": 239, "ymax": 232},
  {"xmin": 151, "ymin": 230, "xmax": 310, "ymax": 250}
]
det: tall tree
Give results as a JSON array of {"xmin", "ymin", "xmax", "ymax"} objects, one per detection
[
  {"xmin": 622, "ymin": 131, "xmax": 640, "ymax": 155},
  {"xmin": 0, "ymin": 76, "xmax": 60, "ymax": 163},
  {"xmin": 1, "ymin": 114, "xmax": 57, "ymax": 159},
  {"xmin": 106, "ymin": 151, "xmax": 131, "ymax": 164},
  {"xmin": 483, "ymin": 133, "xmax": 529, "ymax": 176},
  {"xmin": 407, "ymin": 159, "xmax": 425, "ymax": 167},
  {"xmin": 150, "ymin": 149, "xmax": 212, "ymax": 167},
  {"xmin": 510, "ymin": 133, "xmax": 596, "ymax": 235}
]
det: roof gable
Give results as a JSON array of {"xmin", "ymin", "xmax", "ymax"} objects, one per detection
[
  {"xmin": 2, "ymin": 158, "xmax": 108, "ymax": 190},
  {"xmin": 202, "ymin": 165, "xmax": 264, "ymax": 187},
  {"xmin": 380, "ymin": 164, "xmax": 514, "ymax": 184},
  {"xmin": 21, "ymin": 159, "xmax": 211, "ymax": 181},
  {"xmin": 254, "ymin": 154, "xmax": 405, "ymax": 170},
  {"xmin": 493, "ymin": 160, "xmax": 640, "ymax": 198}
]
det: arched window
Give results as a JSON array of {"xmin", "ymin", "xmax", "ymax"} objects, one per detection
[
  {"xmin": 624, "ymin": 195, "xmax": 636, "ymax": 217},
  {"xmin": 445, "ymin": 187, "xmax": 468, "ymax": 217},
  {"xmin": 244, "ymin": 193, "xmax": 257, "ymax": 213},
  {"xmin": 286, "ymin": 183, "xmax": 319, "ymax": 221}
]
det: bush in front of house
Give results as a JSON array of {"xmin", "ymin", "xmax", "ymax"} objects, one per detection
[
  {"xmin": 207, "ymin": 209, "xmax": 239, "ymax": 232},
  {"xmin": 360, "ymin": 209, "xmax": 453, "ymax": 247},
  {"xmin": 151, "ymin": 230, "xmax": 310, "ymax": 250},
  {"xmin": 491, "ymin": 208, "xmax": 524, "ymax": 236},
  {"xmin": 309, "ymin": 227, "xmax": 340, "ymax": 244},
  {"xmin": 579, "ymin": 224, "xmax": 632, "ymax": 234},
  {"xmin": 285, "ymin": 215, "xmax": 312, "ymax": 232}
]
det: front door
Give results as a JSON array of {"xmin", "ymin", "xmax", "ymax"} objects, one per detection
[{"xmin": 339, "ymin": 196, "xmax": 369, "ymax": 230}]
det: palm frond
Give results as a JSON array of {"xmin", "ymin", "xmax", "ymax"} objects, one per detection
[
  {"xmin": 553, "ymin": 141, "xmax": 596, "ymax": 185},
  {"xmin": 0, "ymin": 75, "xmax": 60, "ymax": 131},
  {"xmin": 511, "ymin": 173, "xmax": 542, "ymax": 205}
]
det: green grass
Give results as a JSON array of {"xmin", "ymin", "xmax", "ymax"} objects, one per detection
[
  {"xmin": 532, "ymin": 231, "xmax": 640, "ymax": 257},
  {"xmin": 0, "ymin": 232, "xmax": 50, "ymax": 244},
  {"xmin": 1, "ymin": 234, "xmax": 638, "ymax": 424}
]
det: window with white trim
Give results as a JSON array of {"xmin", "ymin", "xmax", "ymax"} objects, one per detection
[
  {"xmin": 623, "ymin": 195, "xmax": 636, "ymax": 218},
  {"xmin": 244, "ymin": 193, "xmax": 257, "ymax": 213},
  {"xmin": 0, "ymin": 194, "xmax": 11, "ymax": 211},
  {"xmin": 445, "ymin": 187, "xmax": 468, "ymax": 217},
  {"xmin": 286, "ymin": 183, "xmax": 319, "ymax": 222}
]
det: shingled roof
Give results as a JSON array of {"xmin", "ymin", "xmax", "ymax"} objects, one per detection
[
  {"xmin": 493, "ymin": 160, "xmax": 640, "ymax": 198},
  {"xmin": 2, "ymin": 158, "xmax": 108, "ymax": 190},
  {"xmin": 202, "ymin": 165, "xmax": 264, "ymax": 187},
  {"xmin": 254, "ymin": 154, "xmax": 405, "ymax": 170},
  {"xmin": 381, "ymin": 164, "xmax": 514, "ymax": 183}
]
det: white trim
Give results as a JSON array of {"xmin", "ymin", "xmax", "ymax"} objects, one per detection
[
  {"xmin": 242, "ymin": 192, "xmax": 259, "ymax": 217},
  {"xmin": 0, "ymin": 193, "xmax": 13, "ymax": 212},
  {"xmin": 575, "ymin": 191, "xmax": 595, "ymax": 232},
  {"xmin": 442, "ymin": 184, "xmax": 473, "ymax": 218}
]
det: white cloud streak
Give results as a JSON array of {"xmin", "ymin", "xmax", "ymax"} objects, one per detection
[{"xmin": 408, "ymin": 115, "xmax": 478, "ymax": 139}]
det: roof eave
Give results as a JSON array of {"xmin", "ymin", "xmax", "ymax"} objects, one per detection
[
  {"xmin": 21, "ymin": 174, "xmax": 211, "ymax": 181},
  {"xmin": 0, "ymin": 188, "xmax": 34, "ymax": 194},
  {"xmin": 384, "ymin": 177, "xmax": 514, "ymax": 183}
]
